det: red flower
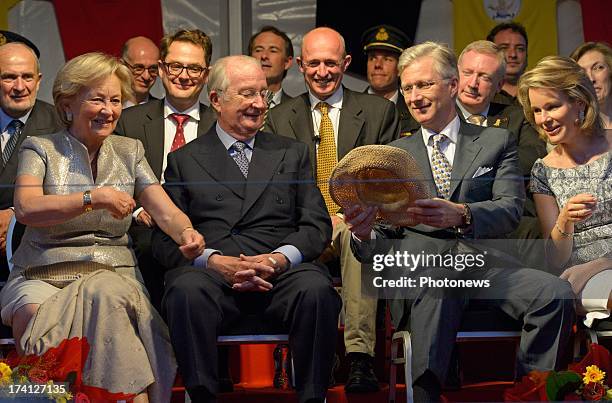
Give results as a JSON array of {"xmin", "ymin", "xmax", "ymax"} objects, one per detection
[
  {"xmin": 582, "ymin": 382, "xmax": 605, "ymax": 401},
  {"xmin": 27, "ymin": 368, "xmax": 49, "ymax": 383},
  {"xmin": 75, "ymin": 392, "xmax": 90, "ymax": 403}
]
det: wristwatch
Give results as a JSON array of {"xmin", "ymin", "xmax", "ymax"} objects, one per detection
[
  {"xmin": 83, "ymin": 190, "xmax": 93, "ymax": 212},
  {"xmin": 461, "ymin": 203, "xmax": 472, "ymax": 227}
]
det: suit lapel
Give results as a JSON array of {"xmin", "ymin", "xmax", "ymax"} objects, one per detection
[
  {"xmin": 486, "ymin": 102, "xmax": 509, "ymax": 128},
  {"xmin": 288, "ymin": 94, "xmax": 316, "ymax": 170},
  {"xmin": 449, "ymin": 122, "xmax": 482, "ymax": 198},
  {"xmin": 1, "ymin": 101, "xmax": 55, "ymax": 175},
  {"xmin": 337, "ymin": 89, "xmax": 365, "ymax": 160},
  {"xmin": 192, "ymin": 130, "xmax": 246, "ymax": 199},
  {"xmin": 400, "ymin": 130, "xmax": 437, "ymax": 196},
  {"xmin": 241, "ymin": 133, "xmax": 285, "ymax": 216},
  {"xmin": 143, "ymin": 100, "xmax": 166, "ymax": 179},
  {"xmin": 198, "ymin": 104, "xmax": 217, "ymax": 136}
]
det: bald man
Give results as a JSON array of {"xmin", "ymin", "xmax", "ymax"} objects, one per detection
[
  {"xmin": 121, "ymin": 36, "xmax": 160, "ymax": 107},
  {"xmin": 0, "ymin": 41, "xmax": 60, "ymax": 278},
  {"xmin": 265, "ymin": 27, "xmax": 399, "ymax": 393}
]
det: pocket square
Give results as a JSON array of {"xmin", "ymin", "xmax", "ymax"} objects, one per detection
[{"xmin": 472, "ymin": 166, "xmax": 493, "ymax": 178}]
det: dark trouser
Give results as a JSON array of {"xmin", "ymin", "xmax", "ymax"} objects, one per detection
[
  {"xmin": 129, "ymin": 225, "xmax": 165, "ymax": 312},
  {"xmin": 163, "ymin": 263, "xmax": 342, "ymax": 403},
  {"xmin": 398, "ymin": 266, "xmax": 575, "ymax": 384}
]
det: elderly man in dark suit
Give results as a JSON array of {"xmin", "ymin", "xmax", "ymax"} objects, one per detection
[
  {"xmin": 0, "ymin": 39, "xmax": 60, "ymax": 280},
  {"xmin": 114, "ymin": 29, "xmax": 217, "ymax": 308},
  {"xmin": 152, "ymin": 55, "xmax": 341, "ymax": 403},
  {"xmin": 345, "ymin": 41, "xmax": 575, "ymax": 402},
  {"xmin": 265, "ymin": 26, "xmax": 399, "ymax": 393}
]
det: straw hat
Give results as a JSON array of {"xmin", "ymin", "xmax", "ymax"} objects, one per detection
[{"xmin": 329, "ymin": 144, "xmax": 431, "ymax": 226}]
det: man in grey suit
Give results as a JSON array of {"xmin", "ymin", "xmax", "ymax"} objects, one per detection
[
  {"xmin": 152, "ymin": 55, "xmax": 340, "ymax": 403},
  {"xmin": 345, "ymin": 42, "xmax": 575, "ymax": 402},
  {"xmin": 114, "ymin": 29, "xmax": 217, "ymax": 308},
  {"xmin": 0, "ymin": 40, "xmax": 60, "ymax": 280},
  {"xmin": 265, "ymin": 26, "xmax": 399, "ymax": 393}
]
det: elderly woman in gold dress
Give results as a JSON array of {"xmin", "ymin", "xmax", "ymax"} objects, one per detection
[{"xmin": 0, "ymin": 52, "xmax": 205, "ymax": 402}]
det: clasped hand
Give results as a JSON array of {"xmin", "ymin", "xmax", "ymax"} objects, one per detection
[{"xmin": 208, "ymin": 253, "xmax": 288, "ymax": 292}]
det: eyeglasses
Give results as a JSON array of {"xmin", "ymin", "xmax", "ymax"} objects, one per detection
[
  {"xmin": 122, "ymin": 60, "xmax": 159, "ymax": 77},
  {"xmin": 162, "ymin": 62, "xmax": 207, "ymax": 78},
  {"xmin": 218, "ymin": 88, "xmax": 272, "ymax": 102},
  {"xmin": 299, "ymin": 58, "xmax": 345, "ymax": 69},
  {"xmin": 400, "ymin": 79, "xmax": 449, "ymax": 94}
]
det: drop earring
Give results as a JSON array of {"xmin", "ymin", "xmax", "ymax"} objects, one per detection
[{"xmin": 66, "ymin": 111, "xmax": 73, "ymax": 122}]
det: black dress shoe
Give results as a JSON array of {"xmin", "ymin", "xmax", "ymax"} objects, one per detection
[{"xmin": 344, "ymin": 352, "xmax": 379, "ymax": 393}]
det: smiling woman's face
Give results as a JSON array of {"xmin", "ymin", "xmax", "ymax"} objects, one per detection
[
  {"xmin": 528, "ymin": 87, "xmax": 584, "ymax": 144},
  {"xmin": 65, "ymin": 74, "xmax": 123, "ymax": 145}
]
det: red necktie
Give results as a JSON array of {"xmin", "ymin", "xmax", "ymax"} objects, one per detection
[{"xmin": 170, "ymin": 113, "xmax": 190, "ymax": 151}]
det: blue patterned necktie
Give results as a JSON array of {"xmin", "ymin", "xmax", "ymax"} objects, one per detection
[
  {"xmin": 431, "ymin": 133, "xmax": 452, "ymax": 198},
  {"xmin": 3, "ymin": 120, "xmax": 23, "ymax": 167},
  {"xmin": 231, "ymin": 141, "xmax": 249, "ymax": 178}
]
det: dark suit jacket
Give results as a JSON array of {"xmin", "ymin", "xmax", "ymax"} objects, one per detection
[
  {"xmin": 478, "ymin": 102, "xmax": 546, "ymax": 178},
  {"xmin": 264, "ymin": 87, "xmax": 399, "ymax": 177},
  {"xmin": 279, "ymin": 90, "xmax": 293, "ymax": 105},
  {"xmin": 0, "ymin": 100, "xmax": 60, "ymax": 209},
  {"xmin": 114, "ymin": 98, "xmax": 217, "ymax": 179},
  {"xmin": 151, "ymin": 128, "xmax": 332, "ymax": 270}
]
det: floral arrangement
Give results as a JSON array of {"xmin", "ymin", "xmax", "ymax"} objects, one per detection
[
  {"xmin": 0, "ymin": 337, "xmax": 133, "ymax": 402},
  {"xmin": 505, "ymin": 343, "xmax": 612, "ymax": 401}
]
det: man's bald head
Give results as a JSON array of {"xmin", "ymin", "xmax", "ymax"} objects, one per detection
[
  {"xmin": 121, "ymin": 36, "xmax": 160, "ymax": 103},
  {"xmin": 0, "ymin": 42, "xmax": 41, "ymax": 118}
]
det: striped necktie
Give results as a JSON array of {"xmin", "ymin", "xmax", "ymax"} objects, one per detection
[
  {"xmin": 2, "ymin": 120, "xmax": 23, "ymax": 167},
  {"xmin": 316, "ymin": 102, "xmax": 340, "ymax": 214}
]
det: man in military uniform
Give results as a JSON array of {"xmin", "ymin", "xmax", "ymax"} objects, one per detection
[{"xmin": 361, "ymin": 25, "xmax": 418, "ymax": 137}]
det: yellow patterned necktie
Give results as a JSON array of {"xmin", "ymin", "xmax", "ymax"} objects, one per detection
[
  {"xmin": 431, "ymin": 133, "xmax": 452, "ymax": 198},
  {"xmin": 316, "ymin": 102, "xmax": 340, "ymax": 214}
]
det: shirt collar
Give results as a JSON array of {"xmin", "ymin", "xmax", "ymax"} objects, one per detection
[
  {"xmin": 308, "ymin": 86, "xmax": 343, "ymax": 112},
  {"xmin": 0, "ymin": 107, "xmax": 31, "ymax": 132},
  {"xmin": 367, "ymin": 87, "xmax": 399, "ymax": 104},
  {"xmin": 421, "ymin": 115, "xmax": 461, "ymax": 145},
  {"xmin": 456, "ymin": 100, "xmax": 490, "ymax": 122},
  {"xmin": 163, "ymin": 98, "xmax": 200, "ymax": 121},
  {"xmin": 215, "ymin": 122, "xmax": 255, "ymax": 151},
  {"xmin": 269, "ymin": 89, "xmax": 283, "ymax": 108}
]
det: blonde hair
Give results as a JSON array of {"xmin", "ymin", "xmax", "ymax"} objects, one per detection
[
  {"xmin": 53, "ymin": 52, "xmax": 133, "ymax": 127},
  {"xmin": 458, "ymin": 40, "xmax": 506, "ymax": 81},
  {"xmin": 517, "ymin": 56, "xmax": 604, "ymax": 140},
  {"xmin": 398, "ymin": 41, "xmax": 458, "ymax": 81}
]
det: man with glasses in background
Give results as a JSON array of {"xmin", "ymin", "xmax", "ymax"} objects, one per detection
[
  {"xmin": 115, "ymin": 29, "xmax": 217, "ymax": 310},
  {"xmin": 120, "ymin": 36, "xmax": 160, "ymax": 108},
  {"xmin": 152, "ymin": 55, "xmax": 340, "ymax": 403},
  {"xmin": 265, "ymin": 26, "xmax": 398, "ymax": 393}
]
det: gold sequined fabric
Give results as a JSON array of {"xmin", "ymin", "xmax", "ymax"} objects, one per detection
[
  {"xmin": 316, "ymin": 102, "xmax": 340, "ymax": 214},
  {"xmin": 11, "ymin": 131, "xmax": 158, "ymax": 272},
  {"xmin": 329, "ymin": 144, "xmax": 431, "ymax": 226}
]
